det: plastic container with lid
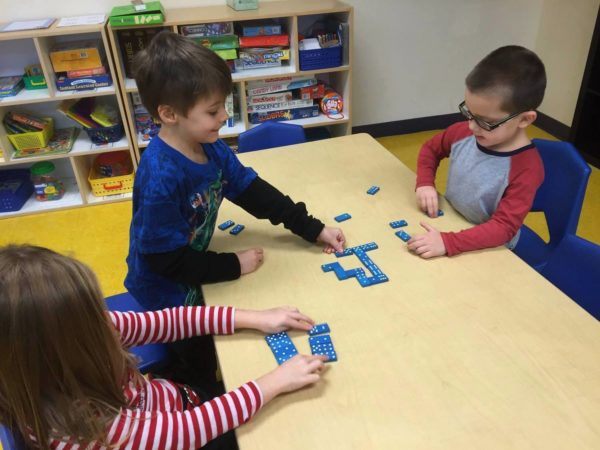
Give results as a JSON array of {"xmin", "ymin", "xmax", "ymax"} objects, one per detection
[{"xmin": 30, "ymin": 161, "xmax": 65, "ymax": 201}]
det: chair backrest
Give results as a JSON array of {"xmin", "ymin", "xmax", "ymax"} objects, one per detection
[
  {"xmin": 104, "ymin": 292, "xmax": 171, "ymax": 374},
  {"xmin": 541, "ymin": 234, "xmax": 600, "ymax": 320},
  {"xmin": 237, "ymin": 120, "xmax": 307, "ymax": 153},
  {"xmin": 0, "ymin": 423, "xmax": 25, "ymax": 450},
  {"xmin": 530, "ymin": 139, "xmax": 591, "ymax": 244}
]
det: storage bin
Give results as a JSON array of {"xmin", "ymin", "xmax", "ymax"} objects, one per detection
[
  {"xmin": 0, "ymin": 169, "xmax": 33, "ymax": 212},
  {"xmin": 88, "ymin": 166, "xmax": 134, "ymax": 197},
  {"xmin": 299, "ymin": 45, "xmax": 342, "ymax": 71},
  {"xmin": 7, "ymin": 118, "xmax": 54, "ymax": 151},
  {"xmin": 85, "ymin": 123, "xmax": 125, "ymax": 145}
]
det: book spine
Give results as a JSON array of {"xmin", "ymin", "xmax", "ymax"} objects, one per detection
[
  {"xmin": 249, "ymin": 105, "xmax": 319, "ymax": 124},
  {"xmin": 246, "ymin": 78, "xmax": 317, "ymax": 96},
  {"xmin": 9, "ymin": 112, "xmax": 46, "ymax": 130},
  {"xmin": 239, "ymin": 35, "xmax": 289, "ymax": 48},
  {"xmin": 242, "ymin": 25, "xmax": 282, "ymax": 37},
  {"xmin": 247, "ymin": 91, "xmax": 293, "ymax": 104},
  {"xmin": 247, "ymin": 99, "xmax": 313, "ymax": 113},
  {"xmin": 67, "ymin": 66, "xmax": 107, "ymax": 78}
]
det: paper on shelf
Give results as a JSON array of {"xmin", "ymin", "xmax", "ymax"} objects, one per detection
[
  {"xmin": 57, "ymin": 15, "xmax": 106, "ymax": 27},
  {"xmin": 0, "ymin": 18, "xmax": 54, "ymax": 32}
]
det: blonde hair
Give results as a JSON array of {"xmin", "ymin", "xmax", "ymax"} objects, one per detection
[{"xmin": 0, "ymin": 245, "xmax": 140, "ymax": 448}]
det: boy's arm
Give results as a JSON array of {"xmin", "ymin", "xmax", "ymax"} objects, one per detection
[
  {"xmin": 231, "ymin": 176, "xmax": 325, "ymax": 242},
  {"xmin": 416, "ymin": 121, "xmax": 471, "ymax": 189},
  {"xmin": 144, "ymin": 246, "xmax": 241, "ymax": 284},
  {"xmin": 440, "ymin": 152, "xmax": 544, "ymax": 256}
]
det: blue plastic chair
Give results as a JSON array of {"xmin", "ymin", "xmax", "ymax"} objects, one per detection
[
  {"xmin": 104, "ymin": 292, "xmax": 171, "ymax": 374},
  {"xmin": 237, "ymin": 120, "xmax": 306, "ymax": 153},
  {"xmin": 513, "ymin": 139, "xmax": 591, "ymax": 271},
  {"xmin": 0, "ymin": 424, "xmax": 23, "ymax": 450},
  {"xmin": 540, "ymin": 234, "xmax": 600, "ymax": 320}
]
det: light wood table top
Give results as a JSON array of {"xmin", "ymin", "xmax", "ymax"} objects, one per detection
[{"xmin": 204, "ymin": 133, "xmax": 600, "ymax": 449}]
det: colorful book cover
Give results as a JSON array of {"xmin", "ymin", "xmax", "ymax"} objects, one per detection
[
  {"xmin": 67, "ymin": 66, "xmax": 107, "ymax": 78},
  {"xmin": 234, "ymin": 59, "xmax": 281, "ymax": 71},
  {"xmin": 193, "ymin": 34, "xmax": 239, "ymax": 50},
  {"xmin": 247, "ymin": 91, "xmax": 293, "ymax": 105},
  {"xmin": 299, "ymin": 84, "xmax": 326, "ymax": 99},
  {"xmin": 242, "ymin": 24, "xmax": 282, "ymax": 37},
  {"xmin": 249, "ymin": 105, "xmax": 319, "ymax": 124},
  {"xmin": 181, "ymin": 22, "xmax": 234, "ymax": 36},
  {"xmin": 247, "ymin": 99, "xmax": 313, "ymax": 113},
  {"xmin": 246, "ymin": 77, "xmax": 317, "ymax": 96},
  {"xmin": 109, "ymin": 1, "xmax": 165, "ymax": 27},
  {"xmin": 239, "ymin": 35, "xmax": 289, "ymax": 48},
  {"xmin": 0, "ymin": 76, "xmax": 24, "ymax": 97},
  {"xmin": 214, "ymin": 49, "xmax": 238, "ymax": 60},
  {"xmin": 239, "ymin": 48, "xmax": 289, "ymax": 63},
  {"xmin": 13, "ymin": 127, "xmax": 80, "ymax": 158}
]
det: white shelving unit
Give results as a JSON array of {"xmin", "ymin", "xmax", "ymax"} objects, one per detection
[
  {"xmin": 0, "ymin": 20, "xmax": 136, "ymax": 218},
  {"xmin": 107, "ymin": 0, "xmax": 353, "ymax": 161}
]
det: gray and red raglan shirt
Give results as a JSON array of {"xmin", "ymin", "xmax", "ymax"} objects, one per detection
[{"xmin": 416, "ymin": 121, "xmax": 544, "ymax": 257}]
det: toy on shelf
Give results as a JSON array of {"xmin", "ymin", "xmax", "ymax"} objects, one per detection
[
  {"xmin": 23, "ymin": 65, "xmax": 47, "ymax": 90},
  {"xmin": 50, "ymin": 40, "xmax": 112, "ymax": 91},
  {"xmin": 30, "ymin": 161, "xmax": 65, "ymax": 202}
]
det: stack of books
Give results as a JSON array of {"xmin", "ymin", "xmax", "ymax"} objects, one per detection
[
  {"xmin": 235, "ymin": 22, "xmax": 289, "ymax": 71},
  {"xmin": 245, "ymin": 76, "xmax": 326, "ymax": 124},
  {"xmin": 0, "ymin": 75, "xmax": 24, "ymax": 98},
  {"xmin": 183, "ymin": 22, "xmax": 239, "ymax": 72},
  {"xmin": 50, "ymin": 40, "xmax": 112, "ymax": 91}
]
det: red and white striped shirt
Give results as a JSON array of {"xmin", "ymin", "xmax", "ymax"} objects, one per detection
[{"xmin": 49, "ymin": 306, "xmax": 263, "ymax": 449}]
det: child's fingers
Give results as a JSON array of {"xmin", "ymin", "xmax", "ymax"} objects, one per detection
[
  {"xmin": 290, "ymin": 311, "xmax": 315, "ymax": 326},
  {"xmin": 420, "ymin": 221, "xmax": 435, "ymax": 232}
]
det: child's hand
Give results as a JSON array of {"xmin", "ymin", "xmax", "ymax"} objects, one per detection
[
  {"xmin": 317, "ymin": 226, "xmax": 346, "ymax": 254},
  {"xmin": 256, "ymin": 354, "xmax": 328, "ymax": 403},
  {"xmin": 416, "ymin": 186, "xmax": 439, "ymax": 218},
  {"xmin": 236, "ymin": 248, "xmax": 264, "ymax": 275},
  {"xmin": 235, "ymin": 306, "xmax": 315, "ymax": 333},
  {"xmin": 407, "ymin": 222, "xmax": 447, "ymax": 259}
]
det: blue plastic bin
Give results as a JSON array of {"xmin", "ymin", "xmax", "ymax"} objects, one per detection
[
  {"xmin": 299, "ymin": 45, "xmax": 342, "ymax": 71},
  {"xmin": 0, "ymin": 169, "xmax": 33, "ymax": 213}
]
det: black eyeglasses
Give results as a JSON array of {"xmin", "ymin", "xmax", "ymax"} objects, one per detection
[{"xmin": 459, "ymin": 101, "xmax": 522, "ymax": 132}]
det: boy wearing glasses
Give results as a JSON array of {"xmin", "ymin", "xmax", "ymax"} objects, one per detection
[{"xmin": 409, "ymin": 45, "xmax": 546, "ymax": 258}]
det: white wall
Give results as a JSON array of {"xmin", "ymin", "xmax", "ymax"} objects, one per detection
[
  {"xmin": 0, "ymin": 0, "xmax": 596, "ymax": 127},
  {"xmin": 535, "ymin": 0, "xmax": 600, "ymax": 126}
]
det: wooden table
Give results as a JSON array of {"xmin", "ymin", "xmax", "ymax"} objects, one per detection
[{"xmin": 204, "ymin": 134, "xmax": 600, "ymax": 449}]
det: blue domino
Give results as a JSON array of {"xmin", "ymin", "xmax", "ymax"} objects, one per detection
[
  {"xmin": 265, "ymin": 332, "xmax": 298, "ymax": 365},
  {"xmin": 367, "ymin": 185, "xmax": 380, "ymax": 195},
  {"xmin": 309, "ymin": 334, "xmax": 338, "ymax": 362},
  {"xmin": 308, "ymin": 323, "xmax": 331, "ymax": 336},
  {"xmin": 389, "ymin": 220, "xmax": 408, "ymax": 229},
  {"xmin": 395, "ymin": 230, "xmax": 411, "ymax": 242},
  {"xmin": 218, "ymin": 220, "xmax": 235, "ymax": 230},
  {"xmin": 229, "ymin": 224, "xmax": 245, "ymax": 235},
  {"xmin": 334, "ymin": 213, "xmax": 352, "ymax": 222},
  {"xmin": 437, "ymin": 209, "xmax": 444, "ymax": 216},
  {"xmin": 324, "ymin": 242, "xmax": 388, "ymax": 287}
]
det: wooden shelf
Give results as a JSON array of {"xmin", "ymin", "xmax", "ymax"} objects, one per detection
[
  {"xmin": 108, "ymin": 0, "xmax": 353, "ymax": 158},
  {"xmin": 0, "ymin": 17, "xmax": 137, "ymax": 218}
]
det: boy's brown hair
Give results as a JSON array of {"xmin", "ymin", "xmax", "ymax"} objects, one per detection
[
  {"xmin": 466, "ymin": 45, "xmax": 546, "ymax": 114},
  {"xmin": 133, "ymin": 31, "xmax": 232, "ymax": 119}
]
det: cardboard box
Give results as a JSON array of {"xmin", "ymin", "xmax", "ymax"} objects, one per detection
[
  {"xmin": 50, "ymin": 41, "xmax": 105, "ymax": 72},
  {"xmin": 109, "ymin": 1, "xmax": 165, "ymax": 27}
]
